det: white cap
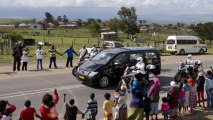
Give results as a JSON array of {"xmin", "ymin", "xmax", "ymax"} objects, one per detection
[
  {"xmin": 170, "ymin": 81, "xmax": 176, "ymax": 87},
  {"xmin": 137, "ymin": 57, "xmax": 143, "ymax": 61},
  {"xmin": 188, "ymin": 54, "xmax": 192, "ymax": 58},
  {"xmin": 149, "ymin": 74, "xmax": 155, "ymax": 81}
]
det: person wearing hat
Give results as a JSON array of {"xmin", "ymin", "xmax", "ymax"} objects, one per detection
[
  {"xmin": 19, "ymin": 100, "xmax": 42, "ymax": 120},
  {"xmin": 130, "ymin": 56, "xmax": 145, "ymax": 74},
  {"xmin": 185, "ymin": 54, "xmax": 194, "ymax": 67},
  {"xmin": 167, "ymin": 81, "xmax": 179, "ymax": 119}
]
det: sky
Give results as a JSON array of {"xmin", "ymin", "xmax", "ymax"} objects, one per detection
[{"xmin": 0, "ymin": 0, "xmax": 213, "ymax": 22}]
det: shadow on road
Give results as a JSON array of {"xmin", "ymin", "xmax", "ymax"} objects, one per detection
[
  {"xmin": 28, "ymin": 69, "xmax": 51, "ymax": 72},
  {"xmin": 0, "ymin": 72, "xmax": 16, "ymax": 75}
]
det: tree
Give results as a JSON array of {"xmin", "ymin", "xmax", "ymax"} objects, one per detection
[
  {"xmin": 44, "ymin": 12, "xmax": 54, "ymax": 23},
  {"xmin": 194, "ymin": 22, "xmax": 213, "ymax": 44},
  {"xmin": 63, "ymin": 15, "xmax": 69, "ymax": 24},
  {"xmin": 106, "ymin": 18, "xmax": 121, "ymax": 33},
  {"xmin": 2, "ymin": 33, "xmax": 23, "ymax": 54},
  {"xmin": 117, "ymin": 6, "xmax": 138, "ymax": 38},
  {"xmin": 76, "ymin": 19, "xmax": 83, "ymax": 27},
  {"xmin": 57, "ymin": 16, "xmax": 62, "ymax": 22},
  {"xmin": 87, "ymin": 21, "xmax": 101, "ymax": 37}
]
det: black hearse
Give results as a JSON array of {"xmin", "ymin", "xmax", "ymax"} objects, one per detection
[{"xmin": 76, "ymin": 47, "xmax": 161, "ymax": 88}]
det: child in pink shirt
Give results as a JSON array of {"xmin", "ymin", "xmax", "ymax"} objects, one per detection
[
  {"xmin": 179, "ymin": 83, "xmax": 186, "ymax": 114},
  {"xmin": 161, "ymin": 97, "xmax": 169, "ymax": 120}
]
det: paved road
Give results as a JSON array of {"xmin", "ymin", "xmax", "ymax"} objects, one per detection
[{"xmin": 0, "ymin": 54, "xmax": 212, "ymax": 120}]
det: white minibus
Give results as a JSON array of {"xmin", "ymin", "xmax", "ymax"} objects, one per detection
[{"xmin": 166, "ymin": 36, "xmax": 207, "ymax": 55}]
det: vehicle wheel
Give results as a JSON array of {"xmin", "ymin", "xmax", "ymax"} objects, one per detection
[
  {"xmin": 179, "ymin": 49, "xmax": 185, "ymax": 55},
  {"xmin": 199, "ymin": 49, "xmax": 204, "ymax": 54},
  {"xmin": 72, "ymin": 66, "xmax": 78, "ymax": 77},
  {"xmin": 170, "ymin": 52, "xmax": 175, "ymax": 55},
  {"xmin": 99, "ymin": 76, "xmax": 109, "ymax": 88}
]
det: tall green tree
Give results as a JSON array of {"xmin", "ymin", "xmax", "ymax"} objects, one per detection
[
  {"xmin": 63, "ymin": 15, "xmax": 69, "ymax": 24},
  {"xmin": 117, "ymin": 6, "xmax": 138, "ymax": 38},
  {"xmin": 106, "ymin": 18, "xmax": 120, "ymax": 33},
  {"xmin": 44, "ymin": 12, "xmax": 54, "ymax": 23},
  {"xmin": 194, "ymin": 22, "xmax": 213, "ymax": 44},
  {"xmin": 57, "ymin": 16, "xmax": 62, "ymax": 22},
  {"xmin": 87, "ymin": 21, "xmax": 101, "ymax": 37}
]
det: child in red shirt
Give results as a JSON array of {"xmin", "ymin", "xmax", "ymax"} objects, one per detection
[{"xmin": 19, "ymin": 100, "xmax": 41, "ymax": 120}]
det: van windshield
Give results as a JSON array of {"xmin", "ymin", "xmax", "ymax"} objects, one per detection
[
  {"xmin": 167, "ymin": 39, "xmax": 175, "ymax": 44},
  {"xmin": 91, "ymin": 51, "xmax": 115, "ymax": 64}
]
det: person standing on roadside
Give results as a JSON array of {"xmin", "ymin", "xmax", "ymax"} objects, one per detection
[
  {"xmin": 79, "ymin": 45, "xmax": 88, "ymax": 61},
  {"xmin": 39, "ymin": 89, "xmax": 59, "ymax": 120},
  {"xmin": 196, "ymin": 72, "xmax": 205, "ymax": 107},
  {"xmin": 19, "ymin": 100, "xmax": 42, "ymax": 120},
  {"xmin": 34, "ymin": 46, "xmax": 44, "ymax": 70},
  {"xmin": 167, "ymin": 81, "xmax": 179, "ymax": 119},
  {"xmin": 148, "ymin": 77, "xmax": 160, "ymax": 120},
  {"xmin": 204, "ymin": 70, "xmax": 213, "ymax": 108},
  {"xmin": 46, "ymin": 45, "xmax": 60, "ymax": 69},
  {"xmin": 22, "ymin": 48, "xmax": 29, "ymax": 71},
  {"xmin": 103, "ymin": 93, "xmax": 114, "ymax": 120},
  {"xmin": 12, "ymin": 42, "xmax": 21, "ymax": 71},
  {"xmin": 85, "ymin": 93, "xmax": 98, "ymax": 120},
  {"xmin": 61, "ymin": 46, "xmax": 78, "ymax": 67}
]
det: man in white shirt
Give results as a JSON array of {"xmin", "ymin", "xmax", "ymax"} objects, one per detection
[
  {"xmin": 79, "ymin": 45, "xmax": 88, "ymax": 61},
  {"xmin": 35, "ymin": 46, "xmax": 43, "ymax": 70},
  {"xmin": 185, "ymin": 54, "xmax": 194, "ymax": 67},
  {"xmin": 131, "ymin": 57, "xmax": 145, "ymax": 74}
]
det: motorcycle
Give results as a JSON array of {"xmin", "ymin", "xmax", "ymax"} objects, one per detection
[
  {"xmin": 174, "ymin": 60, "xmax": 201, "ymax": 83},
  {"xmin": 117, "ymin": 64, "xmax": 156, "ymax": 91},
  {"xmin": 72, "ymin": 51, "xmax": 98, "ymax": 77}
]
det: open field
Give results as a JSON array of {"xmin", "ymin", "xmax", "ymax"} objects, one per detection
[{"xmin": 0, "ymin": 28, "xmax": 212, "ymax": 65}]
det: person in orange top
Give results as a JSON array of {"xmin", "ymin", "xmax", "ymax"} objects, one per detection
[
  {"xmin": 187, "ymin": 76, "xmax": 197, "ymax": 111},
  {"xmin": 103, "ymin": 93, "xmax": 114, "ymax": 120},
  {"xmin": 187, "ymin": 77, "xmax": 195, "ymax": 87}
]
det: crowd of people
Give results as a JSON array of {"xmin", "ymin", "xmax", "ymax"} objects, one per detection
[
  {"xmin": 12, "ymin": 42, "xmax": 98, "ymax": 71},
  {"xmin": 6, "ymin": 42, "xmax": 213, "ymax": 120}
]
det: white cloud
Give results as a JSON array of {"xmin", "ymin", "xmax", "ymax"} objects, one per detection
[{"xmin": 0, "ymin": 0, "xmax": 212, "ymax": 14}]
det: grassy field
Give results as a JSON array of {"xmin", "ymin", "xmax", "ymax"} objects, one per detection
[{"xmin": 0, "ymin": 28, "xmax": 212, "ymax": 65}]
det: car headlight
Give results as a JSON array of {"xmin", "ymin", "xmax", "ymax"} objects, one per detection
[{"xmin": 89, "ymin": 71, "xmax": 98, "ymax": 77}]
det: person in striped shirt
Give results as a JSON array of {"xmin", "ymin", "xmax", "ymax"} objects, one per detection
[{"xmin": 85, "ymin": 93, "xmax": 98, "ymax": 120}]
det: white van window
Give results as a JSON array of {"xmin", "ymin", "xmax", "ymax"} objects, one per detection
[
  {"xmin": 177, "ymin": 40, "xmax": 197, "ymax": 44},
  {"xmin": 167, "ymin": 39, "xmax": 175, "ymax": 44}
]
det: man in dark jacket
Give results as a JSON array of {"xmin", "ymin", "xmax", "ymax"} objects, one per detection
[{"xmin": 12, "ymin": 43, "xmax": 21, "ymax": 71}]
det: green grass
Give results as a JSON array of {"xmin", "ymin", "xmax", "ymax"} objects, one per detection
[{"xmin": 0, "ymin": 28, "xmax": 212, "ymax": 65}]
